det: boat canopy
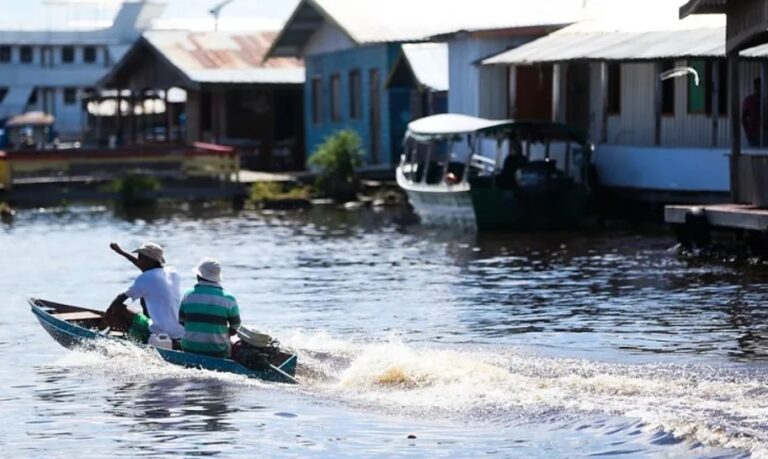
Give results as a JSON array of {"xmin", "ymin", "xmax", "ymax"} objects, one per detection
[
  {"xmin": 406, "ymin": 113, "xmax": 590, "ymax": 145},
  {"xmin": 6, "ymin": 111, "xmax": 55, "ymax": 128},
  {"xmin": 406, "ymin": 114, "xmax": 512, "ymax": 141}
]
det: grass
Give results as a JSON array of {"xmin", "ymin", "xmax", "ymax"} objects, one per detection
[{"xmin": 248, "ymin": 181, "xmax": 313, "ymax": 205}]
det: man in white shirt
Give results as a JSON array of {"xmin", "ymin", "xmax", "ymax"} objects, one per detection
[{"xmin": 107, "ymin": 241, "xmax": 184, "ymax": 341}]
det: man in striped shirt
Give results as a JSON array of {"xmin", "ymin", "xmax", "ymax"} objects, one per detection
[{"xmin": 178, "ymin": 258, "xmax": 241, "ymax": 358}]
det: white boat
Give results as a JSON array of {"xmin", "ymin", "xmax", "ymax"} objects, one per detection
[{"xmin": 396, "ymin": 113, "xmax": 593, "ymax": 231}]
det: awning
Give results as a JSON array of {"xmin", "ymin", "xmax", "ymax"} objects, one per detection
[
  {"xmin": 6, "ymin": 111, "xmax": 54, "ymax": 127},
  {"xmin": 483, "ymin": 15, "xmax": 725, "ymax": 65},
  {"xmin": 406, "ymin": 114, "xmax": 512, "ymax": 140},
  {"xmin": 407, "ymin": 114, "xmax": 591, "ymax": 144}
]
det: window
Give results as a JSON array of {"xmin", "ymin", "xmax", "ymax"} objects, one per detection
[
  {"xmin": 20, "ymin": 46, "xmax": 32, "ymax": 63},
  {"xmin": 330, "ymin": 74, "xmax": 341, "ymax": 121},
  {"xmin": 688, "ymin": 60, "xmax": 707, "ymax": 114},
  {"xmin": 27, "ymin": 88, "xmax": 37, "ymax": 105},
  {"xmin": 0, "ymin": 87, "xmax": 8, "ymax": 103},
  {"xmin": 0, "ymin": 46, "xmax": 10, "ymax": 63},
  {"xmin": 606, "ymin": 62, "xmax": 621, "ymax": 115},
  {"xmin": 63, "ymin": 88, "xmax": 77, "ymax": 105},
  {"xmin": 61, "ymin": 46, "xmax": 74, "ymax": 63},
  {"xmin": 660, "ymin": 60, "xmax": 675, "ymax": 116},
  {"xmin": 83, "ymin": 46, "xmax": 96, "ymax": 63},
  {"xmin": 349, "ymin": 70, "xmax": 361, "ymax": 119},
  {"xmin": 311, "ymin": 76, "xmax": 322, "ymax": 124}
]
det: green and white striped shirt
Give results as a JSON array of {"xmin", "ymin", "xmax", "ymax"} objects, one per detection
[{"xmin": 178, "ymin": 280, "xmax": 241, "ymax": 358}]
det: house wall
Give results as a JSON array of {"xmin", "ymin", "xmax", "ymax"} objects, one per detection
[
  {"xmin": 448, "ymin": 35, "xmax": 531, "ymax": 118},
  {"xmin": 541, "ymin": 59, "xmax": 766, "ymax": 193},
  {"xmin": 303, "ymin": 43, "xmax": 400, "ymax": 165},
  {"xmin": 304, "ymin": 21, "xmax": 356, "ymax": 57}
]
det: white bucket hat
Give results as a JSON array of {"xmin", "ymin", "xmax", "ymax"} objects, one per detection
[
  {"xmin": 132, "ymin": 242, "xmax": 165, "ymax": 264},
  {"xmin": 194, "ymin": 257, "xmax": 222, "ymax": 283}
]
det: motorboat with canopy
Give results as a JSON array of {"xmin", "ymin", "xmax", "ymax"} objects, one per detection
[{"xmin": 397, "ymin": 113, "xmax": 593, "ymax": 231}]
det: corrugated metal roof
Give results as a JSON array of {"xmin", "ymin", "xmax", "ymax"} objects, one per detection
[
  {"xmin": 269, "ymin": 0, "xmax": 591, "ymax": 57},
  {"xmin": 483, "ymin": 10, "xmax": 727, "ymax": 65},
  {"xmin": 143, "ymin": 31, "xmax": 304, "ymax": 85},
  {"xmin": 401, "ymin": 43, "xmax": 448, "ymax": 92}
]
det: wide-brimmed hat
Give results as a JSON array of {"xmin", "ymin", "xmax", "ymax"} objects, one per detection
[
  {"xmin": 132, "ymin": 242, "xmax": 166, "ymax": 264},
  {"xmin": 194, "ymin": 257, "xmax": 222, "ymax": 283}
]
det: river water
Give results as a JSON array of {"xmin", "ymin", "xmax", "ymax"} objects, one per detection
[{"xmin": 1, "ymin": 205, "xmax": 767, "ymax": 457}]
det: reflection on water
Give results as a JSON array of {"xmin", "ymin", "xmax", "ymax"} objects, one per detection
[{"xmin": 1, "ymin": 206, "xmax": 766, "ymax": 457}]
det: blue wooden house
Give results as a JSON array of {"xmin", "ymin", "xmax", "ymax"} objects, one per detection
[
  {"xmin": 266, "ymin": 0, "xmax": 457, "ymax": 167},
  {"xmin": 266, "ymin": 0, "xmax": 590, "ymax": 167}
]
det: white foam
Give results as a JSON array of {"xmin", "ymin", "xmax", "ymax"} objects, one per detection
[
  {"xmin": 46, "ymin": 330, "xmax": 768, "ymax": 456},
  {"xmin": 282, "ymin": 332, "xmax": 768, "ymax": 456}
]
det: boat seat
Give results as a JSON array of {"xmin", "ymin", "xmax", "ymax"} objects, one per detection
[{"xmin": 53, "ymin": 311, "xmax": 103, "ymax": 322}]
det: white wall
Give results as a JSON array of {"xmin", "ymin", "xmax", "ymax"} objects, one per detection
[
  {"xmin": 448, "ymin": 35, "xmax": 529, "ymax": 118},
  {"xmin": 594, "ymin": 144, "xmax": 730, "ymax": 192}
]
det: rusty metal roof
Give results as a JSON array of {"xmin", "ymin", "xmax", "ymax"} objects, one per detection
[{"xmin": 143, "ymin": 31, "xmax": 304, "ymax": 85}]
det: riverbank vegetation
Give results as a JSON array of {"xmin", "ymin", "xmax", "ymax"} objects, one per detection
[
  {"xmin": 102, "ymin": 175, "xmax": 162, "ymax": 206},
  {"xmin": 309, "ymin": 130, "xmax": 364, "ymax": 203}
]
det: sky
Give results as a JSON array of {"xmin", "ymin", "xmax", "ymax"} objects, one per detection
[{"xmin": 0, "ymin": 0, "xmax": 300, "ymax": 30}]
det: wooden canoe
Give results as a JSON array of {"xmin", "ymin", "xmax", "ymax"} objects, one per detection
[{"xmin": 29, "ymin": 297, "xmax": 298, "ymax": 384}]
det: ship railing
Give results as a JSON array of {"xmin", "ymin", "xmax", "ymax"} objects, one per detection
[{"xmin": 470, "ymin": 154, "xmax": 497, "ymax": 175}]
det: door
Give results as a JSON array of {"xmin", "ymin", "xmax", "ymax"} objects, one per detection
[
  {"xmin": 369, "ymin": 69, "xmax": 381, "ymax": 164},
  {"xmin": 514, "ymin": 65, "xmax": 553, "ymax": 121}
]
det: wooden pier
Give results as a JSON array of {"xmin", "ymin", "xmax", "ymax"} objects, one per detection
[
  {"xmin": 0, "ymin": 143, "xmax": 244, "ymax": 205},
  {"xmin": 666, "ymin": 204, "xmax": 768, "ymax": 231}
]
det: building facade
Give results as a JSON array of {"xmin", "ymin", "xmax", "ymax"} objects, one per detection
[{"xmin": 0, "ymin": 2, "xmax": 164, "ymax": 143}]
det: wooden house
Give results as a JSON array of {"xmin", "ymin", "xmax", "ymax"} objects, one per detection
[
  {"xmin": 98, "ymin": 31, "xmax": 306, "ymax": 171},
  {"xmin": 482, "ymin": 3, "xmax": 768, "ymax": 203},
  {"xmin": 266, "ymin": 0, "xmax": 588, "ymax": 167}
]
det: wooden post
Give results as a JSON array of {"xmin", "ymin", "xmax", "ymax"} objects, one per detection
[
  {"xmin": 552, "ymin": 64, "xmax": 561, "ymax": 123},
  {"xmin": 116, "ymin": 89, "xmax": 123, "ymax": 145},
  {"xmin": 654, "ymin": 61, "xmax": 662, "ymax": 146},
  {"xmin": 729, "ymin": 54, "xmax": 742, "ymax": 202},
  {"xmin": 164, "ymin": 89, "xmax": 172, "ymax": 144},
  {"xmin": 600, "ymin": 62, "xmax": 608, "ymax": 144},
  {"xmin": 130, "ymin": 92, "xmax": 137, "ymax": 145},
  {"xmin": 761, "ymin": 62, "xmax": 768, "ymax": 148},
  {"xmin": 711, "ymin": 60, "xmax": 720, "ymax": 147}
]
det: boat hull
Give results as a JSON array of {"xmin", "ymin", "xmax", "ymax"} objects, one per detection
[
  {"xmin": 30, "ymin": 299, "xmax": 298, "ymax": 384},
  {"xmin": 404, "ymin": 187, "xmax": 477, "ymax": 230}
]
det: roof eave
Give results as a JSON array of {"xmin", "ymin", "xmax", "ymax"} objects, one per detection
[
  {"xmin": 264, "ymin": 0, "xmax": 359, "ymax": 61},
  {"xmin": 680, "ymin": 0, "xmax": 726, "ymax": 19}
]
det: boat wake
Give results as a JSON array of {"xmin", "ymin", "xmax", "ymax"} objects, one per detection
[
  {"xmin": 46, "ymin": 331, "xmax": 768, "ymax": 457},
  {"xmin": 281, "ymin": 331, "xmax": 768, "ymax": 458}
]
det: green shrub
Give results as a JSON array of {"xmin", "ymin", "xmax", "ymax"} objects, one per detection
[{"xmin": 308, "ymin": 130, "xmax": 364, "ymax": 201}]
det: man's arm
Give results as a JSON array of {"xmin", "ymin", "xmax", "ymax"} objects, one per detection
[
  {"xmin": 110, "ymin": 293, "xmax": 128, "ymax": 310},
  {"xmin": 228, "ymin": 302, "xmax": 241, "ymax": 336},
  {"xmin": 110, "ymin": 243, "xmax": 142, "ymax": 270}
]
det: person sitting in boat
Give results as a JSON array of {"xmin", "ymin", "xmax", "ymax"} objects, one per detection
[
  {"xmin": 107, "ymin": 241, "xmax": 184, "ymax": 343},
  {"xmin": 178, "ymin": 258, "xmax": 241, "ymax": 358}
]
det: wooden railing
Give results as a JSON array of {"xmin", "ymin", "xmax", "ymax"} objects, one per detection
[{"xmin": 0, "ymin": 143, "xmax": 239, "ymax": 190}]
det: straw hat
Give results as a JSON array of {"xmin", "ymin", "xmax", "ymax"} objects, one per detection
[{"xmin": 132, "ymin": 242, "xmax": 166, "ymax": 264}]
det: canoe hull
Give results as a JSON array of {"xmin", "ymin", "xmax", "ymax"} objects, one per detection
[{"xmin": 29, "ymin": 298, "xmax": 298, "ymax": 384}]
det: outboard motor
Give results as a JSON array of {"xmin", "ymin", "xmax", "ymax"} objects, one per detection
[{"xmin": 232, "ymin": 326, "xmax": 280, "ymax": 371}]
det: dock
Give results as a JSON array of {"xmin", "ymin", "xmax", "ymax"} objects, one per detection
[{"xmin": 665, "ymin": 204, "xmax": 768, "ymax": 231}]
